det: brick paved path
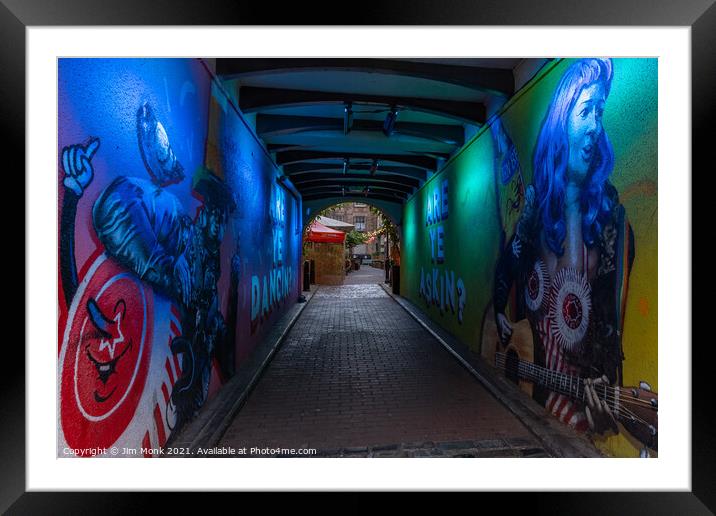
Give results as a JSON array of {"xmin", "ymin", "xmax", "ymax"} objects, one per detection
[
  {"xmin": 219, "ymin": 284, "xmax": 544, "ymax": 457},
  {"xmin": 343, "ymin": 265, "xmax": 386, "ymax": 285}
]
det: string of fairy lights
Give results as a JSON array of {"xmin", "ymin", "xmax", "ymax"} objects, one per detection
[
  {"xmin": 361, "ymin": 227, "xmax": 386, "ymax": 240},
  {"xmin": 304, "ymin": 222, "xmax": 387, "ymax": 242}
]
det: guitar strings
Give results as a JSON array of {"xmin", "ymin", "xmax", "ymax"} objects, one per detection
[
  {"xmin": 494, "ymin": 356, "xmax": 655, "ymax": 431},
  {"xmin": 494, "ymin": 353, "xmax": 656, "ymax": 405},
  {"xmin": 613, "ymin": 405, "xmax": 651, "ymax": 427},
  {"xmin": 494, "ymin": 354, "xmax": 656, "ymax": 408},
  {"xmin": 493, "ymin": 355, "xmax": 657, "ymax": 435},
  {"xmin": 500, "ymin": 364, "xmax": 656, "ymax": 409}
]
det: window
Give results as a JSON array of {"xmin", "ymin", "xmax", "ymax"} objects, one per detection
[{"xmin": 354, "ymin": 216, "xmax": 366, "ymax": 231}]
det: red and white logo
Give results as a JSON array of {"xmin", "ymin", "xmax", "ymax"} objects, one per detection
[{"xmin": 59, "ymin": 254, "xmax": 153, "ymax": 453}]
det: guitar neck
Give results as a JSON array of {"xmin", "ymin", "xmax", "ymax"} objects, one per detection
[
  {"xmin": 494, "ymin": 352, "xmax": 658, "ymax": 451},
  {"xmin": 495, "ymin": 352, "xmax": 609, "ymax": 405}
]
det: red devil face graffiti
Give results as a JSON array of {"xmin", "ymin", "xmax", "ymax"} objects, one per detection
[
  {"xmin": 83, "ymin": 297, "xmax": 133, "ymax": 404},
  {"xmin": 60, "ymin": 255, "xmax": 153, "ymax": 451}
]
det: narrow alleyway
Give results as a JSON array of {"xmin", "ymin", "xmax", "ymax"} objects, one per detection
[
  {"xmin": 219, "ymin": 282, "xmax": 546, "ymax": 457},
  {"xmin": 343, "ymin": 264, "xmax": 386, "ymax": 285}
]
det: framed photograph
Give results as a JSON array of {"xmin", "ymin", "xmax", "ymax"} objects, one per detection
[{"xmin": 8, "ymin": 0, "xmax": 711, "ymax": 511}]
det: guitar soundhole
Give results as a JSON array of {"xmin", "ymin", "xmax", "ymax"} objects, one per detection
[{"xmin": 505, "ymin": 350, "xmax": 520, "ymax": 385}]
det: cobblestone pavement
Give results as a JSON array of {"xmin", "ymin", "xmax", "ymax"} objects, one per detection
[
  {"xmin": 343, "ymin": 265, "xmax": 387, "ymax": 285},
  {"xmin": 219, "ymin": 284, "xmax": 546, "ymax": 457}
]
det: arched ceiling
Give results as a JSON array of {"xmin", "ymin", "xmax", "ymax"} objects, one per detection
[{"xmin": 216, "ymin": 58, "xmax": 549, "ymax": 219}]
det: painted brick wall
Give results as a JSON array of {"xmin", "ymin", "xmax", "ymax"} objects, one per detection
[
  {"xmin": 57, "ymin": 58, "xmax": 301, "ymax": 457},
  {"xmin": 401, "ymin": 58, "xmax": 658, "ymax": 457}
]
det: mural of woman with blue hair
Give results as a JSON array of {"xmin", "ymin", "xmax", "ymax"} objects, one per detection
[{"xmin": 492, "ymin": 58, "xmax": 636, "ymax": 438}]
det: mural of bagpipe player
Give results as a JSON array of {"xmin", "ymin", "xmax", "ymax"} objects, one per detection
[
  {"xmin": 60, "ymin": 102, "xmax": 236, "ymax": 441},
  {"xmin": 490, "ymin": 58, "xmax": 657, "ymax": 454}
]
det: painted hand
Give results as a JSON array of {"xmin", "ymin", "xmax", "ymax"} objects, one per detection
[
  {"xmin": 496, "ymin": 312, "xmax": 513, "ymax": 346},
  {"xmin": 584, "ymin": 375, "xmax": 619, "ymax": 435},
  {"xmin": 61, "ymin": 137, "xmax": 100, "ymax": 196}
]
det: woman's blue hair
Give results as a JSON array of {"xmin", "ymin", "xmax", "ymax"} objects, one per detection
[{"xmin": 533, "ymin": 58, "xmax": 615, "ymax": 255}]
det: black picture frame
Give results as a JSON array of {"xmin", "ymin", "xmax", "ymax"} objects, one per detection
[{"xmin": 6, "ymin": 0, "xmax": 710, "ymax": 511}]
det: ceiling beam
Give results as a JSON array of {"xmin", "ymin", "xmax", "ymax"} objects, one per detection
[
  {"xmin": 301, "ymin": 189, "xmax": 407, "ymax": 202},
  {"xmin": 239, "ymin": 86, "xmax": 486, "ymax": 125},
  {"xmin": 283, "ymin": 162, "xmax": 428, "ymax": 181},
  {"xmin": 266, "ymin": 144, "xmax": 306, "ymax": 154},
  {"xmin": 275, "ymin": 150, "xmax": 439, "ymax": 171},
  {"xmin": 268, "ymin": 144, "xmax": 450, "ymax": 162},
  {"xmin": 302, "ymin": 192, "xmax": 405, "ymax": 205},
  {"xmin": 300, "ymin": 183, "xmax": 413, "ymax": 198},
  {"xmin": 217, "ymin": 58, "xmax": 514, "ymax": 96},
  {"xmin": 256, "ymin": 114, "xmax": 465, "ymax": 146},
  {"xmin": 292, "ymin": 173, "xmax": 420, "ymax": 189},
  {"xmin": 296, "ymin": 182, "xmax": 413, "ymax": 194}
]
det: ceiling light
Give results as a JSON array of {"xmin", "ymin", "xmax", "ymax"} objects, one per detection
[
  {"xmin": 382, "ymin": 107, "xmax": 399, "ymax": 137},
  {"xmin": 343, "ymin": 102, "xmax": 353, "ymax": 135}
]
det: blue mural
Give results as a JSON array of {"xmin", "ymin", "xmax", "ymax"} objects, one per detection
[{"xmin": 57, "ymin": 58, "xmax": 301, "ymax": 456}]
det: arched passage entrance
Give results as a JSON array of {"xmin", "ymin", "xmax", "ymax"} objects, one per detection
[
  {"xmin": 302, "ymin": 196, "xmax": 403, "ymax": 231},
  {"xmin": 301, "ymin": 199, "xmax": 401, "ymax": 290}
]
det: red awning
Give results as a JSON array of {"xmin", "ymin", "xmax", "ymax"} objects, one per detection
[{"xmin": 306, "ymin": 220, "xmax": 346, "ymax": 244}]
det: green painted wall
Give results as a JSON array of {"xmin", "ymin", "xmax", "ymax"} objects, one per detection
[{"xmin": 401, "ymin": 58, "xmax": 658, "ymax": 457}]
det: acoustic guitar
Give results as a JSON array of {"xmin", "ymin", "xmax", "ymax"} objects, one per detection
[
  {"xmin": 481, "ymin": 308, "xmax": 535, "ymax": 397},
  {"xmin": 481, "ymin": 307, "xmax": 658, "ymax": 451}
]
